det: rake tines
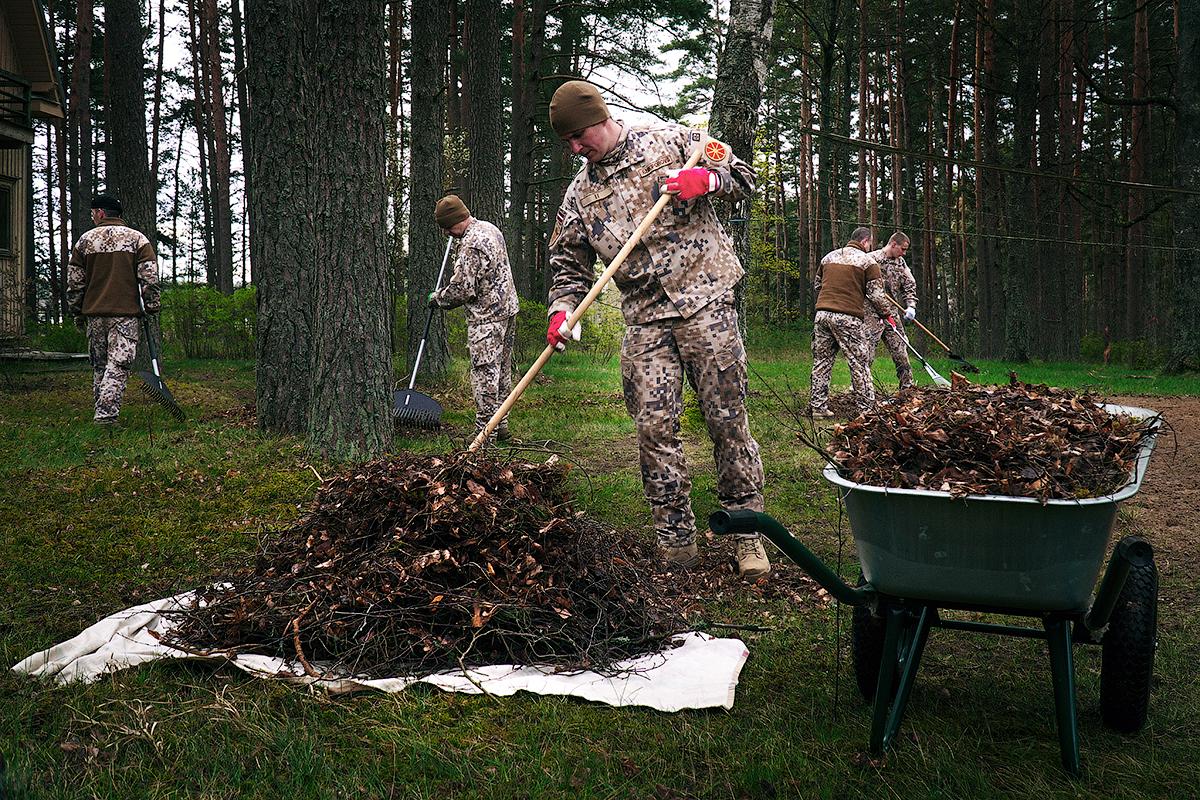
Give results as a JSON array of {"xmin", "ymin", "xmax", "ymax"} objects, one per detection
[
  {"xmin": 392, "ymin": 389, "xmax": 442, "ymax": 430},
  {"xmin": 138, "ymin": 371, "xmax": 186, "ymax": 422}
]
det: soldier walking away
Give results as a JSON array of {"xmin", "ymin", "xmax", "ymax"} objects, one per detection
[
  {"xmin": 544, "ymin": 80, "xmax": 770, "ymax": 579},
  {"xmin": 66, "ymin": 193, "xmax": 160, "ymax": 426},
  {"xmin": 430, "ymin": 195, "xmax": 520, "ymax": 443},
  {"xmin": 809, "ymin": 227, "xmax": 892, "ymax": 417},
  {"xmin": 865, "ymin": 232, "xmax": 917, "ymax": 389}
]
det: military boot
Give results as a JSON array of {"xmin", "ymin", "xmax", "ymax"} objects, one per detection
[
  {"xmin": 736, "ymin": 537, "xmax": 771, "ymax": 579},
  {"xmin": 660, "ymin": 542, "xmax": 699, "ymax": 569},
  {"xmin": 810, "ymin": 407, "xmax": 834, "ymax": 419}
]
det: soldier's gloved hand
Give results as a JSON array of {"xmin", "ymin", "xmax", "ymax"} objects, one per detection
[
  {"xmin": 547, "ymin": 310, "xmax": 581, "ymax": 352},
  {"xmin": 73, "ymin": 315, "xmax": 86, "ymax": 331},
  {"xmin": 427, "ymin": 291, "xmax": 438, "ymax": 308},
  {"xmin": 664, "ymin": 167, "xmax": 718, "ymax": 201},
  {"xmin": 903, "ymin": 306, "xmax": 916, "ymax": 322},
  {"xmin": 885, "ymin": 315, "xmax": 897, "ymax": 329}
]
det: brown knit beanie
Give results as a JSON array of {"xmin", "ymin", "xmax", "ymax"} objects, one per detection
[
  {"xmin": 435, "ymin": 195, "xmax": 470, "ymax": 229},
  {"xmin": 549, "ymin": 80, "xmax": 610, "ymax": 137}
]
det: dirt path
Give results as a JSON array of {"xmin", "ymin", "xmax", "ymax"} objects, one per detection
[{"xmin": 1114, "ymin": 396, "xmax": 1199, "ymax": 587}]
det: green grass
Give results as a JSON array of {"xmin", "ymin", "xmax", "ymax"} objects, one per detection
[{"xmin": 1, "ymin": 333, "xmax": 1197, "ymax": 799}]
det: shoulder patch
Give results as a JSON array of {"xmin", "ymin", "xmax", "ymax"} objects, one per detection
[
  {"xmin": 580, "ymin": 187, "xmax": 614, "ymax": 206},
  {"xmin": 549, "ymin": 208, "xmax": 567, "ymax": 249},
  {"xmin": 701, "ymin": 138, "xmax": 730, "ymax": 167}
]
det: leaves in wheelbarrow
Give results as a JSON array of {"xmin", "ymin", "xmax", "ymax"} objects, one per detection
[
  {"xmin": 165, "ymin": 453, "xmax": 687, "ymax": 677},
  {"xmin": 824, "ymin": 374, "xmax": 1158, "ymax": 501}
]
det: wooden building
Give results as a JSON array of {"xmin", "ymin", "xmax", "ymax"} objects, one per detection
[{"xmin": 0, "ymin": 0, "xmax": 63, "ymax": 339}]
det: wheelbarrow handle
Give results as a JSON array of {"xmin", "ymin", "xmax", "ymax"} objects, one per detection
[{"xmin": 709, "ymin": 510, "xmax": 874, "ymax": 608}]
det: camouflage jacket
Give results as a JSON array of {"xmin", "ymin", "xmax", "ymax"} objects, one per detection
[
  {"xmin": 866, "ymin": 248, "xmax": 917, "ymax": 320},
  {"xmin": 814, "ymin": 241, "xmax": 892, "ymax": 321},
  {"xmin": 432, "ymin": 219, "xmax": 520, "ymax": 325},
  {"xmin": 67, "ymin": 218, "xmax": 159, "ymax": 317},
  {"xmin": 547, "ymin": 121, "xmax": 754, "ymax": 324}
]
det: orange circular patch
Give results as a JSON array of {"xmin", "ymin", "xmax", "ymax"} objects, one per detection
[{"xmin": 704, "ymin": 140, "xmax": 728, "ymax": 162}]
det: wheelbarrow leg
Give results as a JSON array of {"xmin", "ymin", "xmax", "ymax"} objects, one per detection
[
  {"xmin": 883, "ymin": 606, "xmax": 933, "ymax": 748},
  {"xmin": 870, "ymin": 605, "xmax": 932, "ymax": 754},
  {"xmin": 1044, "ymin": 617, "xmax": 1082, "ymax": 777}
]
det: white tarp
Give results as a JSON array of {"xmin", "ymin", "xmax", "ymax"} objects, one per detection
[{"xmin": 12, "ymin": 592, "xmax": 749, "ymax": 712}]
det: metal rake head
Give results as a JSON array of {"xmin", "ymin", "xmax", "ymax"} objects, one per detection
[
  {"xmin": 138, "ymin": 371, "xmax": 186, "ymax": 422},
  {"xmin": 392, "ymin": 389, "xmax": 442, "ymax": 430}
]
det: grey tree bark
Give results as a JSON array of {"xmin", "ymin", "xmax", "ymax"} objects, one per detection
[
  {"xmin": 407, "ymin": 0, "xmax": 451, "ymax": 379},
  {"xmin": 247, "ymin": 0, "xmax": 316, "ymax": 435},
  {"xmin": 306, "ymin": 0, "xmax": 392, "ymax": 460}
]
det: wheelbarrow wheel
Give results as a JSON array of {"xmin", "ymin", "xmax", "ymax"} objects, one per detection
[
  {"xmin": 851, "ymin": 576, "xmax": 897, "ymax": 703},
  {"xmin": 1100, "ymin": 557, "xmax": 1157, "ymax": 733}
]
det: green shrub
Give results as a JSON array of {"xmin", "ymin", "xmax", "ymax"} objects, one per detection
[
  {"xmin": 160, "ymin": 283, "xmax": 256, "ymax": 359},
  {"xmin": 25, "ymin": 321, "xmax": 87, "ymax": 353}
]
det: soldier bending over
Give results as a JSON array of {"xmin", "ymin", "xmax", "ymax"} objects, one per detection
[{"xmin": 544, "ymin": 80, "xmax": 770, "ymax": 579}]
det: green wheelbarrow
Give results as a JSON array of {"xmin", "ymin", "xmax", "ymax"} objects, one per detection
[{"xmin": 711, "ymin": 404, "xmax": 1161, "ymax": 776}]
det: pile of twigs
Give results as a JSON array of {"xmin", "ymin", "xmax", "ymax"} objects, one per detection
[
  {"xmin": 166, "ymin": 454, "xmax": 685, "ymax": 677},
  {"xmin": 823, "ymin": 375, "xmax": 1158, "ymax": 501}
]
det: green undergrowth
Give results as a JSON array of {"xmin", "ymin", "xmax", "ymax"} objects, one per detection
[{"xmin": 0, "ymin": 337, "xmax": 1196, "ymax": 799}]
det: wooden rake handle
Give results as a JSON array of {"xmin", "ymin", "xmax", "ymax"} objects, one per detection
[
  {"xmin": 884, "ymin": 291, "xmax": 952, "ymax": 355},
  {"xmin": 467, "ymin": 141, "xmax": 707, "ymax": 451}
]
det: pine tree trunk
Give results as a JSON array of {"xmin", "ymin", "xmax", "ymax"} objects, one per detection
[
  {"xmin": 247, "ymin": 0, "xmax": 316, "ymax": 434},
  {"xmin": 1125, "ymin": 2, "xmax": 1150, "ymax": 343},
  {"xmin": 150, "ymin": 0, "xmax": 166, "ymax": 186},
  {"xmin": 1002, "ymin": 11, "xmax": 1039, "ymax": 363},
  {"xmin": 187, "ymin": 0, "xmax": 214, "ymax": 273},
  {"xmin": 1166, "ymin": 0, "xmax": 1199, "ymax": 371},
  {"xmin": 407, "ymin": 0, "xmax": 451, "ymax": 379},
  {"xmin": 199, "ymin": 0, "xmax": 235, "ymax": 293},
  {"xmin": 306, "ymin": 0, "xmax": 391, "ymax": 460},
  {"xmin": 508, "ymin": 0, "xmax": 547, "ymax": 299},
  {"xmin": 69, "ymin": 0, "xmax": 93, "ymax": 243},
  {"xmin": 387, "ymin": 0, "xmax": 404, "ymax": 352},
  {"xmin": 230, "ymin": 0, "xmax": 252, "ymax": 281},
  {"xmin": 463, "ymin": 0, "xmax": 503, "ymax": 223},
  {"xmin": 104, "ymin": 0, "xmax": 155, "ymax": 239},
  {"xmin": 711, "ymin": 0, "xmax": 775, "ymax": 323}
]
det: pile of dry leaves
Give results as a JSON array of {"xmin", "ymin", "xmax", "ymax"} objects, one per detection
[
  {"xmin": 166, "ymin": 454, "xmax": 686, "ymax": 677},
  {"xmin": 824, "ymin": 375, "xmax": 1158, "ymax": 500}
]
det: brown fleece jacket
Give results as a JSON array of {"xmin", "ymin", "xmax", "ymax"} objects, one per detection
[
  {"xmin": 67, "ymin": 218, "xmax": 159, "ymax": 317},
  {"xmin": 814, "ymin": 241, "xmax": 886, "ymax": 320}
]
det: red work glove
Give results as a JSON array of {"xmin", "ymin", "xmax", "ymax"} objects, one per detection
[
  {"xmin": 663, "ymin": 167, "xmax": 719, "ymax": 201},
  {"xmin": 885, "ymin": 315, "xmax": 897, "ymax": 329},
  {"xmin": 547, "ymin": 310, "xmax": 581, "ymax": 352}
]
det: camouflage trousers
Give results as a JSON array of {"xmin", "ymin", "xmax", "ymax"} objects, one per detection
[
  {"xmin": 810, "ymin": 310, "xmax": 875, "ymax": 414},
  {"xmin": 468, "ymin": 315, "xmax": 516, "ymax": 437},
  {"xmin": 87, "ymin": 316, "xmax": 140, "ymax": 421},
  {"xmin": 620, "ymin": 296, "xmax": 764, "ymax": 547},
  {"xmin": 864, "ymin": 314, "xmax": 915, "ymax": 390}
]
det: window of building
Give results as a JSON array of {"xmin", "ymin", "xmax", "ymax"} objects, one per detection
[{"xmin": 0, "ymin": 180, "xmax": 12, "ymax": 256}]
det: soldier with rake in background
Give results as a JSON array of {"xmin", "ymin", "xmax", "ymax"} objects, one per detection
[
  {"xmin": 865, "ymin": 231, "xmax": 918, "ymax": 390},
  {"xmin": 67, "ymin": 193, "xmax": 160, "ymax": 426},
  {"xmin": 430, "ymin": 195, "xmax": 520, "ymax": 443}
]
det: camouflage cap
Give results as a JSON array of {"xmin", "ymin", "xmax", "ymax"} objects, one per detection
[
  {"xmin": 549, "ymin": 80, "xmax": 610, "ymax": 137},
  {"xmin": 435, "ymin": 194, "xmax": 470, "ymax": 229}
]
